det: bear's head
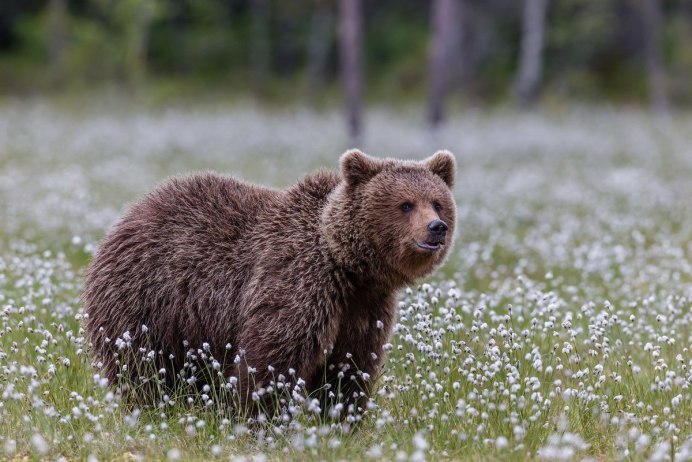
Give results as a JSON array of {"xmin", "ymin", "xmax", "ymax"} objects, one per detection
[{"xmin": 323, "ymin": 149, "xmax": 456, "ymax": 287}]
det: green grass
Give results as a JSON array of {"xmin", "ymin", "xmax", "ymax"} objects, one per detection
[{"xmin": 0, "ymin": 99, "xmax": 691, "ymax": 460}]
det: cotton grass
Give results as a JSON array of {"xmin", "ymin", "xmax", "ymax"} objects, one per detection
[{"xmin": 0, "ymin": 99, "xmax": 691, "ymax": 460}]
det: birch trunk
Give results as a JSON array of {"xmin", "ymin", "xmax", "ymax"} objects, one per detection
[
  {"xmin": 250, "ymin": 0, "xmax": 271, "ymax": 95},
  {"xmin": 640, "ymin": 0, "xmax": 670, "ymax": 114},
  {"xmin": 339, "ymin": 0, "xmax": 363, "ymax": 144},
  {"xmin": 514, "ymin": 0, "xmax": 548, "ymax": 107},
  {"xmin": 47, "ymin": 0, "xmax": 68, "ymax": 86},
  {"xmin": 427, "ymin": 0, "xmax": 459, "ymax": 128},
  {"xmin": 306, "ymin": 0, "xmax": 335, "ymax": 105}
]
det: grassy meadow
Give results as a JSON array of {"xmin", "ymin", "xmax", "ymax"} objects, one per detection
[{"xmin": 0, "ymin": 98, "xmax": 691, "ymax": 461}]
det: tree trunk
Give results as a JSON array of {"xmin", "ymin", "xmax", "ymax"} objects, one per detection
[
  {"xmin": 170, "ymin": 0, "xmax": 188, "ymax": 74},
  {"xmin": 514, "ymin": 0, "xmax": 548, "ymax": 108},
  {"xmin": 640, "ymin": 0, "xmax": 670, "ymax": 114},
  {"xmin": 250, "ymin": 0, "xmax": 271, "ymax": 96},
  {"xmin": 427, "ymin": 0, "xmax": 459, "ymax": 129},
  {"xmin": 47, "ymin": 0, "xmax": 68, "ymax": 87},
  {"xmin": 338, "ymin": 0, "xmax": 363, "ymax": 145},
  {"xmin": 306, "ymin": 0, "xmax": 335, "ymax": 105},
  {"xmin": 125, "ymin": 0, "xmax": 156, "ymax": 88},
  {"xmin": 457, "ymin": 0, "xmax": 478, "ymax": 103},
  {"xmin": 274, "ymin": 7, "xmax": 296, "ymax": 76}
]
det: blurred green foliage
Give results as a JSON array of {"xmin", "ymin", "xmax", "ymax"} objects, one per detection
[{"xmin": 0, "ymin": 0, "xmax": 690, "ymax": 104}]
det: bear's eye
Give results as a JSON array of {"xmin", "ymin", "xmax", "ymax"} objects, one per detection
[
  {"xmin": 400, "ymin": 202, "xmax": 414, "ymax": 213},
  {"xmin": 433, "ymin": 202, "xmax": 442, "ymax": 212}
]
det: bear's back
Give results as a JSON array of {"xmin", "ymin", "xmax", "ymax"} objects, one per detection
[
  {"xmin": 139, "ymin": 172, "xmax": 281, "ymax": 242},
  {"xmin": 84, "ymin": 173, "xmax": 284, "ymax": 371}
]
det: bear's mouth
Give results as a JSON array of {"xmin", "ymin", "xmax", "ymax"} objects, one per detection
[{"xmin": 416, "ymin": 241, "xmax": 443, "ymax": 252}]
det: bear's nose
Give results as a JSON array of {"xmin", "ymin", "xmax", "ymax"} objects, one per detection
[{"xmin": 428, "ymin": 220, "xmax": 448, "ymax": 235}]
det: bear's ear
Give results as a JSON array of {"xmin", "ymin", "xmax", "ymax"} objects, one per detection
[
  {"xmin": 425, "ymin": 150, "xmax": 456, "ymax": 188},
  {"xmin": 340, "ymin": 149, "xmax": 382, "ymax": 186}
]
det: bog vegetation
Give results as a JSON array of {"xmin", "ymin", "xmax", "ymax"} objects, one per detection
[{"xmin": 0, "ymin": 100, "xmax": 691, "ymax": 460}]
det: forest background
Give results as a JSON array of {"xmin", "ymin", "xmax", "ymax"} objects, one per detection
[{"xmin": 0, "ymin": 0, "xmax": 686, "ymax": 137}]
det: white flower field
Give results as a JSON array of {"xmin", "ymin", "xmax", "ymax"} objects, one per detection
[{"xmin": 0, "ymin": 99, "xmax": 690, "ymax": 460}]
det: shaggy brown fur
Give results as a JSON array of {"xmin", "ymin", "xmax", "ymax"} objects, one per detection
[{"xmin": 83, "ymin": 149, "xmax": 456, "ymax": 415}]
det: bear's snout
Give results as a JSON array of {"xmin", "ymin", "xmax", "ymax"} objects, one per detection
[
  {"xmin": 415, "ymin": 219, "xmax": 448, "ymax": 251},
  {"xmin": 427, "ymin": 219, "xmax": 448, "ymax": 236},
  {"xmin": 427, "ymin": 219, "xmax": 448, "ymax": 245}
]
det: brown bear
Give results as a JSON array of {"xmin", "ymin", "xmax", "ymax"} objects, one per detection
[{"xmin": 83, "ymin": 149, "xmax": 456, "ymax": 417}]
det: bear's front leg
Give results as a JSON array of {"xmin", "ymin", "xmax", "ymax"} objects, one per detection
[
  {"xmin": 318, "ymin": 313, "xmax": 393, "ymax": 419},
  {"xmin": 234, "ymin": 303, "xmax": 339, "ymax": 419}
]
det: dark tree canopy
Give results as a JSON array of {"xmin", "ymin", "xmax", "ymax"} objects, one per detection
[{"xmin": 0, "ymin": 0, "xmax": 685, "ymax": 109}]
